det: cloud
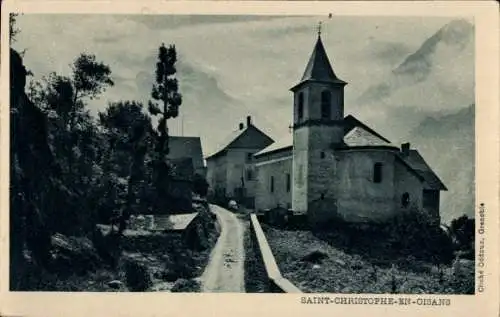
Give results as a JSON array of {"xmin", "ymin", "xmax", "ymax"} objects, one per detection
[
  {"xmin": 123, "ymin": 14, "xmax": 286, "ymax": 31},
  {"xmin": 13, "ymin": 14, "xmax": 472, "ymax": 156}
]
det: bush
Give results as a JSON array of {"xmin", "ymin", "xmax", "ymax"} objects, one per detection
[
  {"xmin": 124, "ymin": 259, "xmax": 152, "ymax": 292},
  {"xmin": 384, "ymin": 209, "xmax": 454, "ymax": 265},
  {"xmin": 171, "ymin": 278, "xmax": 201, "ymax": 292},
  {"xmin": 449, "ymin": 214, "xmax": 475, "ymax": 251}
]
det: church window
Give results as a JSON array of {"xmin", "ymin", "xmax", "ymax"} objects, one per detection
[
  {"xmin": 401, "ymin": 192, "xmax": 410, "ymax": 208},
  {"xmin": 373, "ymin": 162, "xmax": 383, "ymax": 183},
  {"xmin": 270, "ymin": 176, "xmax": 275, "ymax": 193},
  {"xmin": 246, "ymin": 169, "xmax": 253, "ymax": 180},
  {"xmin": 320, "ymin": 151, "xmax": 325, "ymax": 159},
  {"xmin": 321, "ymin": 90, "xmax": 331, "ymax": 119},
  {"xmin": 320, "ymin": 193, "xmax": 325, "ymax": 200},
  {"xmin": 286, "ymin": 173, "xmax": 291, "ymax": 192},
  {"xmin": 246, "ymin": 153, "xmax": 252, "ymax": 162},
  {"xmin": 298, "ymin": 92, "xmax": 304, "ymax": 120}
]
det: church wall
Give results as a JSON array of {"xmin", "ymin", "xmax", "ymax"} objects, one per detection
[
  {"xmin": 294, "ymin": 86, "xmax": 310, "ymax": 124},
  {"xmin": 255, "ymin": 156, "xmax": 292, "ymax": 211},
  {"xmin": 334, "ymin": 149, "xmax": 398, "ymax": 223},
  {"xmin": 292, "ymin": 127, "xmax": 309, "ymax": 214},
  {"xmin": 394, "ymin": 159, "xmax": 425, "ymax": 214},
  {"xmin": 296, "ymin": 124, "xmax": 344, "ymax": 226}
]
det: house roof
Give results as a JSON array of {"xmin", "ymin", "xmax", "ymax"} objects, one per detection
[
  {"xmin": 398, "ymin": 150, "xmax": 448, "ymax": 191},
  {"xmin": 291, "ymin": 35, "xmax": 347, "ymax": 91},
  {"xmin": 168, "ymin": 136, "xmax": 204, "ymax": 171},
  {"xmin": 205, "ymin": 123, "xmax": 273, "ymax": 160}
]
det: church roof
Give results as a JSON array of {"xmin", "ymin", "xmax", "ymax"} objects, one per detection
[
  {"xmin": 254, "ymin": 134, "xmax": 293, "ymax": 157},
  {"xmin": 254, "ymin": 115, "xmax": 391, "ymax": 157},
  {"xmin": 398, "ymin": 150, "xmax": 448, "ymax": 191},
  {"xmin": 343, "ymin": 115, "xmax": 391, "ymax": 143},
  {"xmin": 343, "ymin": 126, "xmax": 395, "ymax": 147},
  {"xmin": 291, "ymin": 35, "xmax": 346, "ymax": 91}
]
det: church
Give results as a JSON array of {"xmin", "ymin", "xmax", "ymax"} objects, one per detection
[{"xmin": 206, "ymin": 31, "xmax": 447, "ymax": 227}]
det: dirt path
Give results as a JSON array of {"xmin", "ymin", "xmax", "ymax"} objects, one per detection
[{"xmin": 200, "ymin": 204, "xmax": 245, "ymax": 292}]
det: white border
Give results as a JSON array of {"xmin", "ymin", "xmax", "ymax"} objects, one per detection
[{"xmin": 1, "ymin": 2, "xmax": 498, "ymax": 317}]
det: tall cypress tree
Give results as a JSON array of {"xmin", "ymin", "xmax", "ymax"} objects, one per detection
[{"xmin": 148, "ymin": 43, "xmax": 182, "ymax": 211}]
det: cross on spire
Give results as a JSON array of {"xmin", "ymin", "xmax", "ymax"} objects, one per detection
[{"xmin": 317, "ymin": 21, "xmax": 322, "ymax": 37}]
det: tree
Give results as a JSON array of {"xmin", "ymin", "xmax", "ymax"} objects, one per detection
[
  {"xmin": 98, "ymin": 101, "xmax": 154, "ymax": 233},
  {"xmin": 148, "ymin": 43, "xmax": 182, "ymax": 160},
  {"xmin": 26, "ymin": 53, "xmax": 114, "ymax": 235},
  {"xmin": 147, "ymin": 43, "xmax": 183, "ymax": 211},
  {"xmin": 449, "ymin": 214, "xmax": 475, "ymax": 251}
]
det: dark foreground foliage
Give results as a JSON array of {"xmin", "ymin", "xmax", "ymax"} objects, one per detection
[{"xmin": 9, "ymin": 35, "xmax": 216, "ymax": 291}]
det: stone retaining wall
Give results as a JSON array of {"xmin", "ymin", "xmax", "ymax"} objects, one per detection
[{"xmin": 249, "ymin": 214, "xmax": 302, "ymax": 293}]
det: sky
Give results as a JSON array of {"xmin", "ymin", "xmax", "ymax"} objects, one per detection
[{"xmin": 12, "ymin": 14, "xmax": 473, "ymax": 156}]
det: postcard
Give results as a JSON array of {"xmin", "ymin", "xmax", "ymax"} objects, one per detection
[{"xmin": 1, "ymin": 1, "xmax": 498, "ymax": 317}]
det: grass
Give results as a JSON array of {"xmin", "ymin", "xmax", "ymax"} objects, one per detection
[{"xmin": 262, "ymin": 224, "xmax": 475, "ymax": 294}]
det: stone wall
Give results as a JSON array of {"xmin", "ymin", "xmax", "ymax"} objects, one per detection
[{"xmin": 249, "ymin": 214, "xmax": 302, "ymax": 293}]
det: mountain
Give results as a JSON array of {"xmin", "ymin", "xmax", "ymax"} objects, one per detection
[
  {"xmin": 407, "ymin": 104, "xmax": 475, "ymax": 224},
  {"xmin": 357, "ymin": 18, "xmax": 474, "ymax": 109}
]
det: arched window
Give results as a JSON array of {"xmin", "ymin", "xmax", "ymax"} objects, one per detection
[
  {"xmin": 373, "ymin": 162, "xmax": 383, "ymax": 183},
  {"xmin": 321, "ymin": 90, "xmax": 331, "ymax": 119},
  {"xmin": 401, "ymin": 192, "xmax": 410, "ymax": 208},
  {"xmin": 298, "ymin": 92, "xmax": 304, "ymax": 120}
]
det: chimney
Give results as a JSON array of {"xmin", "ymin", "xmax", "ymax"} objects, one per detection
[
  {"xmin": 401, "ymin": 142, "xmax": 410, "ymax": 156},
  {"xmin": 239, "ymin": 122, "xmax": 244, "ymax": 130},
  {"xmin": 246, "ymin": 115, "xmax": 252, "ymax": 127}
]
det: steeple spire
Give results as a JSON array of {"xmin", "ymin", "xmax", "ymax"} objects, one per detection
[{"xmin": 290, "ymin": 26, "xmax": 346, "ymax": 92}]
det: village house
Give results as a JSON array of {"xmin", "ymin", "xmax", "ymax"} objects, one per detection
[
  {"xmin": 205, "ymin": 116, "xmax": 274, "ymax": 207},
  {"xmin": 206, "ymin": 32, "xmax": 447, "ymax": 227}
]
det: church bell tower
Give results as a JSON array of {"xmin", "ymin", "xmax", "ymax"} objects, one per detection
[{"xmin": 291, "ymin": 25, "xmax": 347, "ymax": 222}]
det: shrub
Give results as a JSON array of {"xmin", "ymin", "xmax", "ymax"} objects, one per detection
[
  {"xmin": 124, "ymin": 259, "xmax": 152, "ymax": 292},
  {"xmin": 449, "ymin": 214, "xmax": 475, "ymax": 251},
  {"xmin": 170, "ymin": 278, "xmax": 201, "ymax": 292},
  {"xmin": 384, "ymin": 209, "xmax": 454, "ymax": 265}
]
